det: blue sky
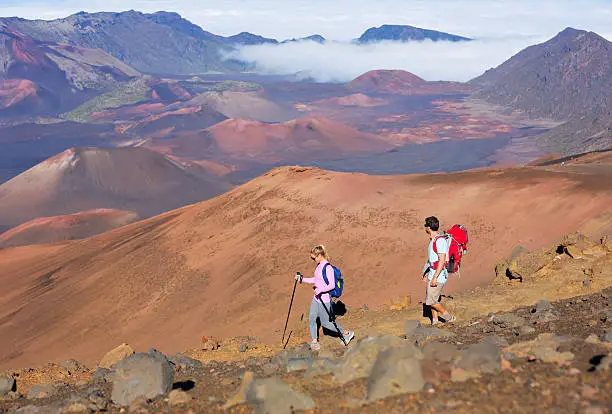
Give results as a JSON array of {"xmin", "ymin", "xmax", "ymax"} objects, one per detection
[{"xmin": 3, "ymin": 1, "xmax": 612, "ymax": 81}]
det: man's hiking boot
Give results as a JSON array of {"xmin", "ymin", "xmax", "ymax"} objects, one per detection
[
  {"xmin": 310, "ymin": 341, "xmax": 321, "ymax": 351},
  {"xmin": 341, "ymin": 330, "xmax": 355, "ymax": 345}
]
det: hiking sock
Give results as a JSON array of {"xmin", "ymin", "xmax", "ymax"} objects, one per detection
[{"xmin": 442, "ymin": 311, "xmax": 452, "ymax": 320}]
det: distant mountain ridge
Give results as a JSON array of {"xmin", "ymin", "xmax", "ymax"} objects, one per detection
[
  {"xmin": 471, "ymin": 27, "xmax": 612, "ymax": 120},
  {"xmin": 358, "ymin": 24, "xmax": 471, "ymax": 43},
  {"xmin": 0, "ymin": 11, "xmax": 242, "ymax": 75},
  {"xmin": 0, "ymin": 11, "xmax": 470, "ymax": 76},
  {"xmin": 470, "ymin": 27, "xmax": 612, "ymax": 154}
]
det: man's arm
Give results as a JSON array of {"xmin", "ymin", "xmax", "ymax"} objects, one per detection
[{"xmin": 430, "ymin": 252, "xmax": 446, "ymax": 287}]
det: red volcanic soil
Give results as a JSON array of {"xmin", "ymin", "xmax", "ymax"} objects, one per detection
[
  {"xmin": 206, "ymin": 116, "xmax": 390, "ymax": 163},
  {"xmin": 0, "ymin": 79, "xmax": 37, "ymax": 109},
  {"xmin": 0, "ymin": 158, "xmax": 611, "ymax": 370},
  {"xmin": 311, "ymin": 93, "xmax": 388, "ymax": 107},
  {"xmin": 0, "ymin": 147, "xmax": 231, "ymax": 229},
  {"xmin": 0, "ymin": 209, "xmax": 139, "ymax": 248},
  {"xmin": 187, "ymin": 91, "xmax": 296, "ymax": 122},
  {"xmin": 349, "ymin": 69, "xmax": 470, "ymax": 95},
  {"xmin": 350, "ymin": 70, "xmax": 426, "ymax": 93}
]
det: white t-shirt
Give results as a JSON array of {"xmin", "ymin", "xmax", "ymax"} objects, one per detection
[{"xmin": 427, "ymin": 236, "xmax": 449, "ymax": 284}]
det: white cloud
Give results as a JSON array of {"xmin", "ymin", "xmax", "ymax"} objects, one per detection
[{"xmin": 231, "ymin": 36, "xmax": 543, "ymax": 82}]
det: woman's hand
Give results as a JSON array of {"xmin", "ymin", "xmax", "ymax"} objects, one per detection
[
  {"xmin": 429, "ymin": 279, "xmax": 438, "ymax": 287},
  {"xmin": 294, "ymin": 274, "xmax": 303, "ymax": 283}
]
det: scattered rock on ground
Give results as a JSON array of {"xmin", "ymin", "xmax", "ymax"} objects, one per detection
[
  {"xmin": 334, "ymin": 335, "xmax": 405, "ymax": 384},
  {"xmin": 519, "ymin": 325, "xmax": 536, "ymax": 335},
  {"xmin": 505, "ymin": 334, "xmax": 574, "ymax": 363},
  {"xmin": 168, "ymin": 354, "xmax": 202, "ymax": 373},
  {"xmin": 367, "ymin": 344, "xmax": 425, "ymax": 401},
  {"xmin": 483, "ymin": 335, "xmax": 510, "ymax": 348},
  {"xmin": 0, "ymin": 376, "xmax": 15, "ymax": 395},
  {"xmin": 238, "ymin": 344, "xmax": 248, "ymax": 353},
  {"xmin": 224, "ymin": 371, "xmax": 315, "ymax": 413},
  {"xmin": 111, "ymin": 352, "xmax": 174, "ymax": 406},
  {"xmin": 27, "ymin": 383, "xmax": 60, "ymax": 400},
  {"xmin": 98, "ymin": 343, "xmax": 135, "ymax": 369},
  {"xmin": 59, "ymin": 360, "xmax": 89, "ymax": 374},
  {"xmin": 168, "ymin": 389, "xmax": 192, "ymax": 406},
  {"xmin": 407, "ymin": 326, "xmax": 455, "ymax": 346},
  {"xmin": 585, "ymin": 334, "xmax": 601, "ymax": 344},
  {"xmin": 453, "ymin": 342, "xmax": 501, "ymax": 382},
  {"xmin": 492, "ymin": 313, "xmax": 526, "ymax": 329},
  {"xmin": 90, "ymin": 368, "xmax": 113, "ymax": 383},
  {"xmin": 404, "ymin": 320, "xmax": 421, "ymax": 336}
]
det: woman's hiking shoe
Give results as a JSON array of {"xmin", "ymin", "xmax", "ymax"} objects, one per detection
[
  {"xmin": 310, "ymin": 341, "xmax": 321, "ymax": 351},
  {"xmin": 431, "ymin": 319, "xmax": 440, "ymax": 327},
  {"xmin": 445, "ymin": 315, "xmax": 456, "ymax": 323},
  {"xmin": 341, "ymin": 330, "xmax": 355, "ymax": 345}
]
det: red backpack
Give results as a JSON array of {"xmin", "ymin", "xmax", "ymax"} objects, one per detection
[{"xmin": 432, "ymin": 224, "xmax": 469, "ymax": 274}]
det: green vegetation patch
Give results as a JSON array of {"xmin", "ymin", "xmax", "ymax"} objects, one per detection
[
  {"xmin": 180, "ymin": 79, "xmax": 262, "ymax": 94},
  {"xmin": 62, "ymin": 78, "xmax": 152, "ymax": 123}
]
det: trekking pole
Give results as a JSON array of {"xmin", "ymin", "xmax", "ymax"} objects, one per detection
[
  {"xmin": 281, "ymin": 273, "xmax": 299, "ymax": 344},
  {"xmin": 318, "ymin": 295, "xmax": 347, "ymax": 346}
]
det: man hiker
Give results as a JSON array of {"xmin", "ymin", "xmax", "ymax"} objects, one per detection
[
  {"xmin": 295, "ymin": 245, "xmax": 355, "ymax": 350},
  {"xmin": 423, "ymin": 216, "xmax": 456, "ymax": 326}
]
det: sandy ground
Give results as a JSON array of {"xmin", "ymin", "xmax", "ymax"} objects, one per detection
[{"xmin": 0, "ymin": 155, "xmax": 611, "ymax": 371}]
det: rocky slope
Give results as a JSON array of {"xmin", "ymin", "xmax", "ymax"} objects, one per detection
[
  {"xmin": 0, "ymin": 27, "xmax": 139, "ymax": 117},
  {"xmin": 0, "ymin": 156, "xmax": 610, "ymax": 371},
  {"xmin": 470, "ymin": 27, "xmax": 612, "ymax": 155},
  {"xmin": 0, "ymin": 11, "xmax": 240, "ymax": 75},
  {"xmin": 471, "ymin": 28, "xmax": 612, "ymax": 120},
  {"xmin": 358, "ymin": 24, "xmax": 471, "ymax": 43},
  {"xmin": 0, "ymin": 234, "xmax": 610, "ymax": 413}
]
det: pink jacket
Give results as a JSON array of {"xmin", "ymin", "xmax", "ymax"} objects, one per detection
[{"xmin": 302, "ymin": 260, "xmax": 335, "ymax": 303}]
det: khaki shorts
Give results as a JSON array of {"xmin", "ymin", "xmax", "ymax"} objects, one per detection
[{"xmin": 425, "ymin": 282, "xmax": 445, "ymax": 306}]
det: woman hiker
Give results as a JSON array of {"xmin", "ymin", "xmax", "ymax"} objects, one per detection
[{"xmin": 295, "ymin": 245, "xmax": 355, "ymax": 350}]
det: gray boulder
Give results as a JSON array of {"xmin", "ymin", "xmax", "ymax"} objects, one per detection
[
  {"xmin": 367, "ymin": 344, "xmax": 425, "ymax": 401},
  {"xmin": 404, "ymin": 320, "xmax": 422, "ymax": 336},
  {"xmin": 533, "ymin": 300, "xmax": 551, "ymax": 312},
  {"xmin": 224, "ymin": 372, "xmax": 315, "ymax": 414},
  {"xmin": 304, "ymin": 358, "xmax": 337, "ymax": 379},
  {"xmin": 90, "ymin": 368, "xmax": 113, "ymax": 383},
  {"xmin": 423, "ymin": 341, "xmax": 459, "ymax": 363},
  {"xmin": 492, "ymin": 313, "xmax": 525, "ymax": 329},
  {"xmin": 27, "ymin": 383, "xmax": 60, "ymax": 399},
  {"xmin": 483, "ymin": 335, "xmax": 510, "ymax": 348},
  {"xmin": 531, "ymin": 310, "xmax": 559, "ymax": 324},
  {"xmin": 453, "ymin": 342, "xmax": 501, "ymax": 381},
  {"xmin": 334, "ymin": 335, "xmax": 405, "ymax": 384},
  {"xmin": 168, "ymin": 354, "xmax": 202, "ymax": 373},
  {"xmin": 0, "ymin": 376, "xmax": 15, "ymax": 395},
  {"xmin": 407, "ymin": 326, "xmax": 455, "ymax": 346},
  {"xmin": 111, "ymin": 352, "xmax": 174, "ymax": 406}
]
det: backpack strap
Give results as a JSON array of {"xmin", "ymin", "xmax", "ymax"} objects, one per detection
[
  {"xmin": 430, "ymin": 235, "xmax": 447, "ymax": 270},
  {"xmin": 321, "ymin": 263, "xmax": 331, "ymax": 285}
]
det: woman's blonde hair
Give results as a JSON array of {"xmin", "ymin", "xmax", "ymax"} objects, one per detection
[{"xmin": 311, "ymin": 245, "xmax": 330, "ymax": 261}]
